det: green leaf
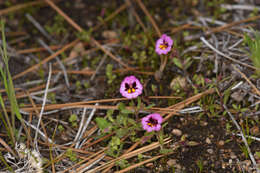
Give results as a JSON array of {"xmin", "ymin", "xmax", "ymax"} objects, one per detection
[
  {"xmin": 127, "ymin": 118, "xmax": 136, "ymax": 125},
  {"xmin": 116, "ymin": 114, "xmax": 128, "ymax": 126},
  {"xmin": 160, "ymin": 148, "xmax": 173, "ymax": 154},
  {"xmin": 118, "ymin": 102, "xmax": 126, "ymax": 111},
  {"xmin": 145, "ymin": 103, "xmax": 155, "ymax": 109},
  {"xmin": 223, "ymin": 89, "xmax": 230, "ymax": 105},
  {"xmin": 173, "ymin": 58, "xmax": 183, "ymax": 69},
  {"xmin": 256, "ymin": 152, "xmax": 260, "ymax": 158},
  {"xmin": 121, "ymin": 109, "xmax": 133, "ymax": 114},
  {"xmin": 244, "ymin": 30, "xmax": 260, "ymax": 75},
  {"xmin": 137, "ymin": 97, "xmax": 142, "ymax": 109},
  {"xmin": 95, "ymin": 117, "xmax": 111, "ymax": 130},
  {"xmin": 107, "ymin": 110, "xmax": 115, "ymax": 123},
  {"xmin": 69, "ymin": 114, "xmax": 77, "ymax": 123},
  {"xmin": 65, "ymin": 149, "xmax": 77, "ymax": 162},
  {"xmin": 115, "ymin": 128, "xmax": 128, "ymax": 138},
  {"xmin": 184, "ymin": 57, "xmax": 193, "ymax": 70}
]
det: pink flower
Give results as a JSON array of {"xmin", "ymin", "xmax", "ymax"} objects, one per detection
[
  {"xmin": 120, "ymin": 76, "xmax": 143, "ymax": 99},
  {"xmin": 155, "ymin": 34, "xmax": 173, "ymax": 55},
  {"xmin": 142, "ymin": 113, "xmax": 163, "ymax": 132}
]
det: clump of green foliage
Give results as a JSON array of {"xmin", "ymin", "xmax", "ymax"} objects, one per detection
[{"xmin": 244, "ymin": 31, "xmax": 260, "ymax": 75}]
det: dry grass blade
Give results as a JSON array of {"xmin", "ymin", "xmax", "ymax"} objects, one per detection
[
  {"xmin": 87, "ymin": 138, "xmax": 171, "ymax": 172},
  {"xmin": 0, "ymin": 0, "xmax": 48, "ymax": 16},
  {"xmin": 19, "ymin": 96, "xmax": 181, "ymax": 112},
  {"xmin": 206, "ymin": 14, "xmax": 260, "ymax": 35},
  {"xmin": 115, "ymin": 154, "xmax": 164, "ymax": 173},
  {"xmin": 200, "ymin": 37, "xmax": 258, "ymax": 70},
  {"xmin": 232, "ymin": 64, "xmax": 260, "ymax": 96},
  {"xmin": 93, "ymin": 3, "xmax": 128, "ymax": 30},
  {"xmin": 13, "ymin": 39, "xmax": 79, "ymax": 80},
  {"xmin": 44, "ymin": 0, "xmax": 131, "ymax": 69},
  {"xmin": 223, "ymin": 104, "xmax": 260, "ymax": 173},
  {"xmin": 135, "ymin": 0, "xmax": 161, "ymax": 36},
  {"xmin": 125, "ymin": 0, "xmax": 147, "ymax": 33},
  {"xmin": 17, "ymin": 45, "xmax": 62, "ymax": 54},
  {"xmin": 0, "ymin": 137, "xmax": 16, "ymax": 157},
  {"xmin": 60, "ymin": 148, "xmax": 107, "ymax": 173},
  {"xmin": 77, "ymin": 153, "xmax": 105, "ymax": 172},
  {"xmin": 163, "ymin": 88, "xmax": 216, "ymax": 121}
]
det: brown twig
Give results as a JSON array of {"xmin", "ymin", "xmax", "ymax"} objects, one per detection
[
  {"xmin": 232, "ymin": 64, "xmax": 260, "ymax": 96},
  {"xmin": 17, "ymin": 45, "xmax": 62, "ymax": 54},
  {"xmin": 0, "ymin": 0, "xmax": 47, "ymax": 16},
  {"xmin": 88, "ymin": 138, "xmax": 171, "ymax": 172},
  {"xmin": 44, "ymin": 0, "xmax": 131, "ymax": 69},
  {"xmin": 125, "ymin": 0, "xmax": 147, "ymax": 32},
  {"xmin": 206, "ymin": 14, "xmax": 260, "ymax": 35},
  {"xmin": 115, "ymin": 155, "xmax": 164, "ymax": 173},
  {"xmin": 163, "ymin": 88, "xmax": 216, "ymax": 121},
  {"xmin": 135, "ymin": 0, "xmax": 161, "ymax": 36},
  {"xmin": 13, "ymin": 39, "xmax": 79, "ymax": 80},
  {"xmin": 0, "ymin": 137, "xmax": 17, "ymax": 157},
  {"xmin": 93, "ymin": 3, "xmax": 128, "ymax": 30}
]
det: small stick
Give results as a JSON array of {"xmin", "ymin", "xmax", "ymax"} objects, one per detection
[
  {"xmin": 232, "ymin": 64, "xmax": 260, "ymax": 96},
  {"xmin": 0, "ymin": 0, "xmax": 45, "ymax": 16},
  {"xmin": 125, "ymin": 0, "xmax": 147, "ymax": 32},
  {"xmin": 200, "ymin": 37, "xmax": 258, "ymax": 70},
  {"xmin": 90, "ymin": 55, "xmax": 107, "ymax": 81},
  {"xmin": 223, "ymin": 104, "xmax": 260, "ymax": 173},
  {"xmin": 25, "ymin": 13, "xmax": 56, "ymax": 43},
  {"xmin": 13, "ymin": 39, "xmax": 79, "ymax": 80},
  {"xmin": 24, "ymin": 120, "xmax": 53, "ymax": 144},
  {"xmin": 115, "ymin": 155, "xmax": 164, "ymax": 173},
  {"xmin": 221, "ymin": 4, "xmax": 260, "ymax": 11},
  {"xmin": 17, "ymin": 45, "xmax": 62, "ymax": 54},
  {"xmin": 93, "ymin": 3, "xmax": 128, "ymax": 30},
  {"xmin": 206, "ymin": 14, "xmax": 260, "ymax": 35},
  {"xmin": 234, "ymin": 133, "xmax": 260, "ymax": 142},
  {"xmin": 74, "ymin": 108, "xmax": 87, "ymax": 148},
  {"xmin": 135, "ymin": 0, "xmax": 161, "ymax": 36},
  {"xmin": 87, "ymin": 138, "xmax": 171, "ymax": 172},
  {"xmin": 44, "ymin": 0, "xmax": 131, "ymax": 69},
  {"xmin": 0, "ymin": 137, "xmax": 17, "ymax": 157},
  {"xmin": 78, "ymin": 154, "xmax": 105, "ymax": 173},
  {"xmin": 76, "ymin": 103, "xmax": 98, "ymax": 149},
  {"xmin": 34, "ymin": 63, "xmax": 52, "ymax": 152},
  {"xmin": 37, "ymin": 38, "xmax": 70, "ymax": 88}
]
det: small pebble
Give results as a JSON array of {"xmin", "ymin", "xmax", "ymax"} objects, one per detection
[
  {"xmin": 206, "ymin": 137, "xmax": 211, "ymax": 144},
  {"xmin": 244, "ymin": 160, "xmax": 251, "ymax": 166},
  {"xmin": 200, "ymin": 121, "xmax": 208, "ymax": 126},
  {"xmin": 218, "ymin": 140, "xmax": 225, "ymax": 146},
  {"xmin": 167, "ymin": 159, "xmax": 177, "ymax": 166},
  {"xmin": 230, "ymin": 152, "xmax": 237, "ymax": 159},
  {"xmin": 207, "ymin": 149, "xmax": 214, "ymax": 154},
  {"xmin": 172, "ymin": 129, "xmax": 182, "ymax": 136}
]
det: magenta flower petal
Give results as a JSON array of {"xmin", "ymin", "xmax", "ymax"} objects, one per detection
[
  {"xmin": 155, "ymin": 34, "xmax": 173, "ymax": 55},
  {"xmin": 141, "ymin": 113, "xmax": 163, "ymax": 132},
  {"xmin": 120, "ymin": 76, "xmax": 143, "ymax": 99}
]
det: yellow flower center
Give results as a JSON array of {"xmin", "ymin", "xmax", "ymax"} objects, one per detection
[
  {"xmin": 127, "ymin": 88, "xmax": 136, "ymax": 93},
  {"xmin": 147, "ymin": 122, "xmax": 154, "ymax": 127},
  {"xmin": 146, "ymin": 118, "xmax": 158, "ymax": 127},
  {"xmin": 125, "ymin": 82, "xmax": 137, "ymax": 94},
  {"xmin": 159, "ymin": 44, "xmax": 168, "ymax": 50}
]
